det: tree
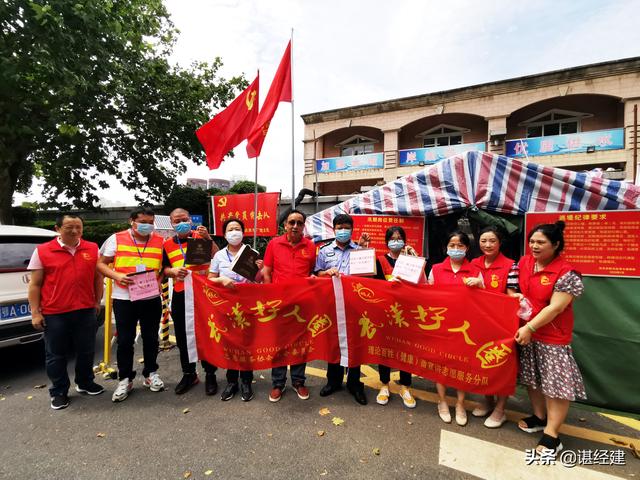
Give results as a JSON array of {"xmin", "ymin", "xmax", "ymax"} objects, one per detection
[
  {"xmin": 0, "ymin": 0, "xmax": 247, "ymax": 224},
  {"xmin": 228, "ymin": 180, "xmax": 266, "ymax": 194}
]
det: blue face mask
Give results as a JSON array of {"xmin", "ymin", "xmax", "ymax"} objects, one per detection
[
  {"xmin": 135, "ymin": 222, "xmax": 155, "ymax": 236},
  {"xmin": 447, "ymin": 249, "xmax": 466, "ymax": 260},
  {"xmin": 174, "ymin": 221, "xmax": 191, "ymax": 235},
  {"xmin": 388, "ymin": 239, "xmax": 405, "ymax": 251},
  {"xmin": 335, "ymin": 229, "xmax": 352, "ymax": 243}
]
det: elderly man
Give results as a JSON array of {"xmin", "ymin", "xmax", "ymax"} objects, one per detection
[
  {"xmin": 315, "ymin": 213, "xmax": 370, "ymax": 405},
  {"xmin": 28, "ymin": 214, "xmax": 104, "ymax": 410},
  {"xmin": 162, "ymin": 208, "xmax": 219, "ymax": 395},
  {"xmin": 98, "ymin": 207, "xmax": 165, "ymax": 402},
  {"xmin": 262, "ymin": 209, "xmax": 316, "ymax": 402}
]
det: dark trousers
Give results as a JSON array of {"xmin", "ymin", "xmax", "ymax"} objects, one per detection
[
  {"xmin": 113, "ymin": 297, "xmax": 162, "ymax": 381},
  {"xmin": 272, "ymin": 363, "xmax": 306, "ymax": 388},
  {"xmin": 226, "ymin": 369, "xmax": 253, "ymax": 384},
  {"xmin": 326, "ymin": 363, "xmax": 363, "ymax": 391},
  {"xmin": 44, "ymin": 308, "xmax": 97, "ymax": 397},
  {"xmin": 171, "ymin": 292, "xmax": 216, "ymax": 376},
  {"xmin": 379, "ymin": 365, "xmax": 412, "ymax": 386}
]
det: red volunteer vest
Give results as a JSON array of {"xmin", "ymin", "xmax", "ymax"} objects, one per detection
[
  {"xmin": 37, "ymin": 238, "xmax": 99, "ymax": 315},
  {"xmin": 471, "ymin": 253, "xmax": 514, "ymax": 293},
  {"xmin": 517, "ymin": 254, "xmax": 576, "ymax": 345},
  {"xmin": 430, "ymin": 257, "xmax": 481, "ymax": 286},
  {"xmin": 163, "ymin": 232, "xmax": 210, "ymax": 293}
]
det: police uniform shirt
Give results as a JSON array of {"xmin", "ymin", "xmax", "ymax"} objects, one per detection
[{"xmin": 314, "ymin": 240, "xmax": 359, "ymax": 275}]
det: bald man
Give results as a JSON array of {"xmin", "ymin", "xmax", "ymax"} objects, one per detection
[{"xmin": 163, "ymin": 208, "xmax": 219, "ymax": 395}]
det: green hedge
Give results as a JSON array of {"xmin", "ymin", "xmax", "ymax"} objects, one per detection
[{"xmin": 34, "ymin": 220, "xmax": 129, "ymax": 246}]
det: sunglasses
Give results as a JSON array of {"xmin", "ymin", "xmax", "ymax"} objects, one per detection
[{"xmin": 287, "ymin": 220, "xmax": 305, "ymax": 226}]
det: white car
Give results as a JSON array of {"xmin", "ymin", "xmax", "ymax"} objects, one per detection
[{"xmin": 0, "ymin": 225, "xmax": 56, "ymax": 348}]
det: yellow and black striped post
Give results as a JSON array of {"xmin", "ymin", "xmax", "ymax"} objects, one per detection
[{"xmin": 159, "ymin": 279, "xmax": 174, "ymax": 350}]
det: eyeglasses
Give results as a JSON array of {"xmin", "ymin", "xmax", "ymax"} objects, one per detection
[{"xmin": 287, "ymin": 220, "xmax": 305, "ymax": 226}]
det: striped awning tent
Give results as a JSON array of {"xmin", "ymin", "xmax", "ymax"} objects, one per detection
[{"xmin": 306, "ymin": 151, "xmax": 640, "ymax": 242}]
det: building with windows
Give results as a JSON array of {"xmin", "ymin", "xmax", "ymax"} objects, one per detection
[{"xmin": 302, "ymin": 57, "xmax": 640, "ymax": 195}]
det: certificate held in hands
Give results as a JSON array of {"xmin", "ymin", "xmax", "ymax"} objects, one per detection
[
  {"xmin": 185, "ymin": 238, "xmax": 213, "ymax": 265},
  {"xmin": 348, "ymin": 248, "xmax": 377, "ymax": 276},
  {"xmin": 391, "ymin": 254, "xmax": 427, "ymax": 284},
  {"xmin": 128, "ymin": 270, "xmax": 160, "ymax": 302},
  {"xmin": 230, "ymin": 244, "xmax": 261, "ymax": 281}
]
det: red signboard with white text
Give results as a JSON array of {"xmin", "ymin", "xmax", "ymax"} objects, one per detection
[
  {"xmin": 211, "ymin": 192, "xmax": 279, "ymax": 237},
  {"xmin": 351, "ymin": 215, "xmax": 426, "ymax": 257},
  {"xmin": 524, "ymin": 210, "xmax": 640, "ymax": 278}
]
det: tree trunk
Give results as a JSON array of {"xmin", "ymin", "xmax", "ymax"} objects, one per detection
[{"xmin": 0, "ymin": 160, "xmax": 16, "ymax": 225}]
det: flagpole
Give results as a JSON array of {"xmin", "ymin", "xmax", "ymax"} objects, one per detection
[
  {"xmin": 253, "ymin": 155, "xmax": 259, "ymax": 249},
  {"xmin": 290, "ymin": 28, "xmax": 295, "ymax": 210}
]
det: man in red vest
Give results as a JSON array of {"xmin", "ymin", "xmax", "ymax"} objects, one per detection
[
  {"xmin": 27, "ymin": 214, "xmax": 104, "ymax": 410},
  {"xmin": 162, "ymin": 208, "xmax": 219, "ymax": 395},
  {"xmin": 97, "ymin": 207, "xmax": 165, "ymax": 402}
]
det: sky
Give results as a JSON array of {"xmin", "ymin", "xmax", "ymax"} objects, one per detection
[{"xmin": 15, "ymin": 0, "xmax": 640, "ymax": 206}]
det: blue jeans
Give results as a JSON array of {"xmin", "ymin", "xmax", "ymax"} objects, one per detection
[
  {"xmin": 44, "ymin": 308, "xmax": 97, "ymax": 397},
  {"xmin": 272, "ymin": 363, "xmax": 306, "ymax": 388}
]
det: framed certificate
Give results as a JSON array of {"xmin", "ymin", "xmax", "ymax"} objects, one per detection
[
  {"xmin": 348, "ymin": 248, "xmax": 377, "ymax": 276},
  {"xmin": 391, "ymin": 254, "xmax": 426, "ymax": 284}
]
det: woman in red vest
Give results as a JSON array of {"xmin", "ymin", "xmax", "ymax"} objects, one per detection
[
  {"xmin": 428, "ymin": 231, "xmax": 484, "ymax": 426},
  {"xmin": 374, "ymin": 226, "xmax": 421, "ymax": 409},
  {"xmin": 470, "ymin": 226, "xmax": 516, "ymax": 428},
  {"xmin": 511, "ymin": 221, "xmax": 585, "ymax": 455}
]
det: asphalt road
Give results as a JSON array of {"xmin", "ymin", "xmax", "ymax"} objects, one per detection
[{"xmin": 0, "ymin": 328, "xmax": 638, "ymax": 480}]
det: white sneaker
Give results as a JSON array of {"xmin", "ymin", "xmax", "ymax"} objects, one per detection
[
  {"xmin": 399, "ymin": 386, "xmax": 416, "ymax": 409},
  {"xmin": 112, "ymin": 379, "xmax": 133, "ymax": 402},
  {"xmin": 143, "ymin": 372, "xmax": 164, "ymax": 392},
  {"xmin": 376, "ymin": 385, "xmax": 390, "ymax": 405}
]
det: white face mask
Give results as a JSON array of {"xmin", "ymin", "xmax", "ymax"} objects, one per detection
[{"xmin": 225, "ymin": 230, "xmax": 243, "ymax": 246}]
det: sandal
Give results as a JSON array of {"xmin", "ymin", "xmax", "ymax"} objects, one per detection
[
  {"xmin": 536, "ymin": 433, "xmax": 563, "ymax": 455},
  {"xmin": 518, "ymin": 414, "xmax": 547, "ymax": 433}
]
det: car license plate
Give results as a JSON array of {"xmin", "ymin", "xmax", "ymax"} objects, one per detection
[{"xmin": 0, "ymin": 302, "xmax": 31, "ymax": 321}]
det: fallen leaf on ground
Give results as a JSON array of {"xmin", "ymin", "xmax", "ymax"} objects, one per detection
[
  {"xmin": 0, "ymin": 395, "xmax": 5, "ymax": 401},
  {"xmin": 317, "ymin": 430, "xmax": 325, "ymax": 437},
  {"xmin": 407, "ymin": 421, "xmax": 414, "ymax": 425},
  {"xmin": 182, "ymin": 408, "xmax": 190, "ymax": 414},
  {"xmin": 266, "ymin": 433, "xmax": 273, "ymax": 437},
  {"xmin": 320, "ymin": 469, "xmax": 328, "ymax": 476},
  {"xmin": 96, "ymin": 432, "xmax": 106, "ymax": 438},
  {"xmin": 372, "ymin": 447, "xmax": 381, "ymax": 456},
  {"xmin": 359, "ymin": 459, "xmax": 366, "ymax": 464},
  {"xmin": 137, "ymin": 358, "xmax": 144, "ymax": 364},
  {"xmin": 34, "ymin": 384, "xmax": 46, "ymax": 389},
  {"xmin": 26, "ymin": 395, "xmax": 33, "ymax": 400},
  {"xmin": 319, "ymin": 407, "xmax": 331, "ymax": 416},
  {"xmin": 204, "ymin": 470, "xmax": 213, "ymax": 476},
  {"xmin": 630, "ymin": 443, "xmax": 639, "ymax": 459},
  {"xmin": 578, "ymin": 417, "xmax": 586, "ymax": 422},
  {"xmin": 332, "ymin": 417, "xmax": 344, "ymax": 426},
  {"xmin": 183, "ymin": 471, "xmax": 192, "ymax": 479}
]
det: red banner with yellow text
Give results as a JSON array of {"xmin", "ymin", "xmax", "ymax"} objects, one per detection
[
  {"xmin": 338, "ymin": 276, "xmax": 519, "ymax": 396},
  {"xmin": 211, "ymin": 192, "xmax": 279, "ymax": 236},
  {"xmin": 191, "ymin": 275, "xmax": 340, "ymax": 370}
]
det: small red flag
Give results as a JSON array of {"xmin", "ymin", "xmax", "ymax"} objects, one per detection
[
  {"xmin": 246, "ymin": 41, "xmax": 292, "ymax": 158},
  {"xmin": 196, "ymin": 74, "xmax": 260, "ymax": 170}
]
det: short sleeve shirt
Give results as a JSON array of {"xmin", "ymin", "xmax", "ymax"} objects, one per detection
[
  {"xmin": 263, "ymin": 234, "xmax": 316, "ymax": 284},
  {"xmin": 209, "ymin": 247, "xmax": 250, "ymax": 284},
  {"xmin": 314, "ymin": 240, "xmax": 359, "ymax": 275}
]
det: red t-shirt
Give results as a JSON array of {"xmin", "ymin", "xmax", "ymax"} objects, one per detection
[
  {"xmin": 263, "ymin": 234, "xmax": 316, "ymax": 284},
  {"xmin": 430, "ymin": 257, "xmax": 482, "ymax": 286},
  {"xmin": 471, "ymin": 252, "xmax": 514, "ymax": 293},
  {"xmin": 36, "ymin": 238, "xmax": 99, "ymax": 315}
]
